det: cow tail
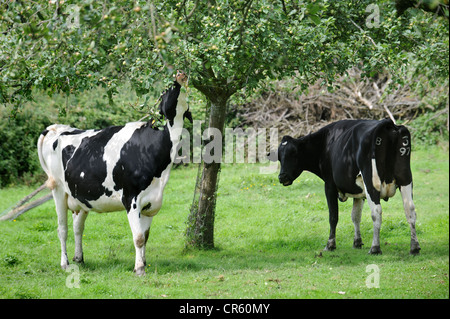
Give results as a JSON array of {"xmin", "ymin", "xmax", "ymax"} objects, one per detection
[
  {"xmin": 37, "ymin": 129, "xmax": 57, "ymax": 190},
  {"xmin": 370, "ymin": 118, "xmax": 391, "ymax": 154},
  {"xmin": 370, "ymin": 119, "xmax": 398, "ymax": 188}
]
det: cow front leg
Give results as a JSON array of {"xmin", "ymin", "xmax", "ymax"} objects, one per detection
[
  {"xmin": 53, "ymin": 188, "xmax": 70, "ymax": 269},
  {"xmin": 400, "ymin": 183, "xmax": 421, "ymax": 255},
  {"xmin": 352, "ymin": 198, "xmax": 364, "ymax": 248},
  {"xmin": 324, "ymin": 183, "xmax": 339, "ymax": 251},
  {"xmin": 72, "ymin": 210, "xmax": 88, "ymax": 263},
  {"xmin": 127, "ymin": 209, "xmax": 152, "ymax": 276}
]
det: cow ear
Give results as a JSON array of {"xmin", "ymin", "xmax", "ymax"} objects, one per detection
[{"xmin": 281, "ymin": 135, "xmax": 293, "ymax": 144}]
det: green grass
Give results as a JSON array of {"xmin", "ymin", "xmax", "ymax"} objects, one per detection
[{"xmin": 0, "ymin": 146, "xmax": 448, "ymax": 299}]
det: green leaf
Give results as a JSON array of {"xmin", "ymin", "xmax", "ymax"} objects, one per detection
[
  {"xmin": 307, "ymin": 3, "xmax": 321, "ymax": 15},
  {"xmin": 308, "ymin": 14, "xmax": 321, "ymax": 26}
]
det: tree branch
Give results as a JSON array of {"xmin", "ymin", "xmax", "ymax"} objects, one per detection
[{"xmin": 349, "ymin": 18, "xmax": 377, "ymax": 47}]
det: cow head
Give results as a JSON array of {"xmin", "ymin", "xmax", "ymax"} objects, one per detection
[
  {"xmin": 175, "ymin": 69, "xmax": 188, "ymax": 87},
  {"xmin": 276, "ymin": 135, "xmax": 303, "ymax": 186},
  {"xmin": 159, "ymin": 70, "xmax": 192, "ymax": 125},
  {"xmin": 176, "ymin": 70, "xmax": 193, "ymax": 123}
]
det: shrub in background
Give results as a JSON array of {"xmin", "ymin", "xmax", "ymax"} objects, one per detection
[{"xmin": 0, "ymin": 107, "xmax": 51, "ymax": 187}]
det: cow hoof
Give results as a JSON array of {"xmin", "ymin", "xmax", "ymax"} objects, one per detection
[
  {"xmin": 410, "ymin": 241, "xmax": 421, "ymax": 255},
  {"xmin": 369, "ymin": 246, "xmax": 382, "ymax": 255},
  {"xmin": 324, "ymin": 239, "xmax": 336, "ymax": 251},
  {"xmin": 73, "ymin": 256, "xmax": 84, "ymax": 263},
  {"xmin": 410, "ymin": 246, "xmax": 421, "ymax": 256},
  {"xmin": 61, "ymin": 258, "xmax": 70, "ymax": 269},
  {"xmin": 353, "ymin": 238, "xmax": 364, "ymax": 249},
  {"xmin": 134, "ymin": 267, "xmax": 146, "ymax": 276}
]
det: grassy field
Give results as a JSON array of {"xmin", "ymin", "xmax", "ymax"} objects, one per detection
[{"xmin": 0, "ymin": 146, "xmax": 448, "ymax": 299}]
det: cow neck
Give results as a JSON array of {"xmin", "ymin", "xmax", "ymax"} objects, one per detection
[
  {"xmin": 298, "ymin": 132, "xmax": 323, "ymax": 178},
  {"xmin": 166, "ymin": 88, "xmax": 187, "ymax": 159}
]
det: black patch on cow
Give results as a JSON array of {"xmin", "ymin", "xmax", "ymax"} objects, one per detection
[
  {"xmin": 62, "ymin": 145, "xmax": 76, "ymax": 170},
  {"xmin": 64, "ymin": 125, "xmax": 123, "ymax": 208},
  {"xmin": 52, "ymin": 139, "xmax": 58, "ymax": 150},
  {"xmin": 159, "ymin": 81, "xmax": 181, "ymax": 126},
  {"xmin": 41, "ymin": 129, "xmax": 49, "ymax": 137},
  {"xmin": 113, "ymin": 125, "xmax": 173, "ymax": 212},
  {"xmin": 61, "ymin": 129, "xmax": 86, "ymax": 136}
]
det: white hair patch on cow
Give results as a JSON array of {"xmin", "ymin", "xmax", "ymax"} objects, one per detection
[
  {"xmin": 102, "ymin": 122, "xmax": 146, "ymax": 192},
  {"xmin": 80, "ymin": 172, "xmax": 85, "ymax": 178},
  {"xmin": 355, "ymin": 172, "xmax": 364, "ymax": 190},
  {"xmin": 371, "ymin": 158, "xmax": 381, "ymax": 192}
]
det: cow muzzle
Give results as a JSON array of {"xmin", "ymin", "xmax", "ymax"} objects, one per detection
[{"xmin": 278, "ymin": 173, "xmax": 293, "ymax": 186}]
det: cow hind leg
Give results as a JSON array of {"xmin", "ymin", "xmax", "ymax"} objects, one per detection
[
  {"xmin": 362, "ymin": 179, "xmax": 383, "ymax": 255},
  {"xmin": 400, "ymin": 183, "xmax": 421, "ymax": 255},
  {"xmin": 352, "ymin": 198, "xmax": 364, "ymax": 249},
  {"xmin": 53, "ymin": 188, "xmax": 70, "ymax": 269},
  {"xmin": 73, "ymin": 210, "xmax": 88, "ymax": 263},
  {"xmin": 366, "ymin": 196, "xmax": 382, "ymax": 255},
  {"xmin": 127, "ymin": 208, "xmax": 153, "ymax": 276}
]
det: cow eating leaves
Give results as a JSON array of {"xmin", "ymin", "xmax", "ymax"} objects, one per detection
[
  {"xmin": 38, "ymin": 71, "xmax": 191, "ymax": 275},
  {"xmin": 273, "ymin": 119, "xmax": 420, "ymax": 255}
]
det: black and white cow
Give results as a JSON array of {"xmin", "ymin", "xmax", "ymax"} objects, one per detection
[
  {"xmin": 37, "ymin": 71, "xmax": 192, "ymax": 275},
  {"xmin": 274, "ymin": 119, "xmax": 420, "ymax": 255}
]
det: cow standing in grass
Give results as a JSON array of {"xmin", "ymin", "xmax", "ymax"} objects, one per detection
[
  {"xmin": 37, "ymin": 71, "xmax": 192, "ymax": 275},
  {"xmin": 273, "ymin": 119, "xmax": 420, "ymax": 255}
]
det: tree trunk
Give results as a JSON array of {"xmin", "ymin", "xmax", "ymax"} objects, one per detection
[{"xmin": 186, "ymin": 93, "xmax": 228, "ymax": 249}]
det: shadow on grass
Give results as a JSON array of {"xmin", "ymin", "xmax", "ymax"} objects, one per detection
[
  {"xmin": 48, "ymin": 223, "xmax": 448, "ymax": 276},
  {"xmin": 141, "ymin": 234, "xmax": 449, "ymax": 276}
]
